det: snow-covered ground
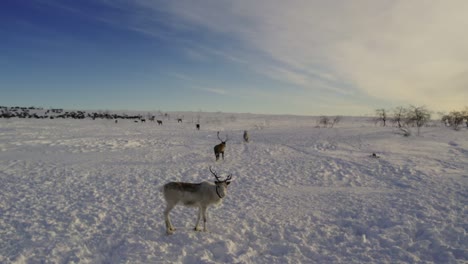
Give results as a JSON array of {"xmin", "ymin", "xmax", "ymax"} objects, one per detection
[{"xmin": 1, "ymin": 113, "xmax": 467, "ymax": 263}]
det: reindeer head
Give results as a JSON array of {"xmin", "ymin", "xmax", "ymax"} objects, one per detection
[{"xmin": 210, "ymin": 166, "xmax": 232, "ymax": 190}]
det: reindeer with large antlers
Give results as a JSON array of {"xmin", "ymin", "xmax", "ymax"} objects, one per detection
[
  {"xmin": 162, "ymin": 167, "xmax": 232, "ymax": 235},
  {"xmin": 214, "ymin": 131, "xmax": 228, "ymax": 161}
]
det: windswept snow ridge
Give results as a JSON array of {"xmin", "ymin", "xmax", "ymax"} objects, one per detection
[{"xmin": 0, "ymin": 115, "xmax": 467, "ymax": 263}]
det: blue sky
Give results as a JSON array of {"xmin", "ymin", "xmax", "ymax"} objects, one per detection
[{"xmin": 1, "ymin": 0, "xmax": 467, "ymax": 115}]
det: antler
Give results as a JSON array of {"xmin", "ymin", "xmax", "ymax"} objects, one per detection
[
  {"xmin": 210, "ymin": 167, "xmax": 232, "ymax": 182},
  {"xmin": 209, "ymin": 166, "xmax": 222, "ymax": 182},
  {"xmin": 225, "ymin": 174, "xmax": 232, "ymax": 182},
  {"xmin": 217, "ymin": 131, "xmax": 228, "ymax": 142}
]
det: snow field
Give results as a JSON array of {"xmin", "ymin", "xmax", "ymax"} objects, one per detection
[{"xmin": 0, "ymin": 115, "xmax": 467, "ymax": 263}]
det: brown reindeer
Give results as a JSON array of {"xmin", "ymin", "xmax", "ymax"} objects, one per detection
[
  {"xmin": 214, "ymin": 131, "xmax": 228, "ymax": 161},
  {"xmin": 157, "ymin": 120, "xmax": 163, "ymax": 125}
]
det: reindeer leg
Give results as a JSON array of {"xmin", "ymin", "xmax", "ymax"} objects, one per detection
[
  {"xmin": 202, "ymin": 206, "xmax": 208, "ymax": 232},
  {"xmin": 194, "ymin": 206, "xmax": 202, "ymax": 231},
  {"xmin": 164, "ymin": 203, "xmax": 176, "ymax": 234}
]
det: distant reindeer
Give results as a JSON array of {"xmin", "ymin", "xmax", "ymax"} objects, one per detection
[
  {"xmin": 196, "ymin": 124, "xmax": 200, "ymax": 130},
  {"xmin": 157, "ymin": 120, "xmax": 163, "ymax": 125},
  {"xmin": 214, "ymin": 131, "xmax": 228, "ymax": 161},
  {"xmin": 243, "ymin": 130, "xmax": 249, "ymax": 143},
  {"xmin": 162, "ymin": 167, "xmax": 232, "ymax": 234}
]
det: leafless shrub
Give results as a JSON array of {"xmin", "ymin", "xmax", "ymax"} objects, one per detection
[
  {"xmin": 405, "ymin": 105, "xmax": 431, "ymax": 136},
  {"xmin": 391, "ymin": 106, "xmax": 407, "ymax": 128},
  {"xmin": 330, "ymin": 116, "xmax": 341, "ymax": 128},
  {"xmin": 317, "ymin": 116, "xmax": 341, "ymax": 128},
  {"xmin": 375, "ymin": 109, "xmax": 388, "ymax": 127},
  {"xmin": 318, "ymin": 116, "xmax": 330, "ymax": 128},
  {"xmin": 442, "ymin": 108, "xmax": 468, "ymax": 130}
]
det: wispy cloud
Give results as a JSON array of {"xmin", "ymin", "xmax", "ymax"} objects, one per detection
[
  {"xmin": 43, "ymin": 0, "xmax": 468, "ymax": 112},
  {"xmin": 182, "ymin": 47, "xmax": 211, "ymax": 62},
  {"xmin": 144, "ymin": 0, "xmax": 468, "ymax": 111},
  {"xmin": 167, "ymin": 72, "xmax": 194, "ymax": 81},
  {"xmin": 192, "ymin": 87, "xmax": 229, "ymax": 95}
]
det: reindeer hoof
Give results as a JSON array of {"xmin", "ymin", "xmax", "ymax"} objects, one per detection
[{"xmin": 166, "ymin": 227, "xmax": 176, "ymax": 234}]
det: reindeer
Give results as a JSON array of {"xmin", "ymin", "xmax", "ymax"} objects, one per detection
[
  {"xmin": 196, "ymin": 124, "xmax": 200, "ymax": 130},
  {"xmin": 177, "ymin": 115, "xmax": 184, "ymax": 123},
  {"xmin": 162, "ymin": 167, "xmax": 232, "ymax": 235},
  {"xmin": 214, "ymin": 131, "xmax": 228, "ymax": 161},
  {"xmin": 243, "ymin": 130, "xmax": 249, "ymax": 143},
  {"xmin": 157, "ymin": 120, "xmax": 163, "ymax": 125}
]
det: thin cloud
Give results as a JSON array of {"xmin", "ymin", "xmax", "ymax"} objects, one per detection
[
  {"xmin": 168, "ymin": 72, "xmax": 194, "ymax": 81},
  {"xmin": 256, "ymin": 65, "xmax": 352, "ymax": 95},
  {"xmin": 42, "ymin": 0, "xmax": 468, "ymax": 113},
  {"xmin": 194, "ymin": 87, "xmax": 228, "ymax": 95},
  {"xmin": 150, "ymin": 0, "xmax": 468, "ymax": 111}
]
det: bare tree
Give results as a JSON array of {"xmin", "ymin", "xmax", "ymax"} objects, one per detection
[
  {"xmin": 406, "ymin": 105, "xmax": 431, "ymax": 135},
  {"xmin": 463, "ymin": 107, "xmax": 468, "ymax": 128},
  {"xmin": 317, "ymin": 116, "xmax": 341, "ymax": 128},
  {"xmin": 330, "ymin": 116, "xmax": 341, "ymax": 128},
  {"xmin": 442, "ymin": 109, "xmax": 467, "ymax": 130},
  {"xmin": 391, "ymin": 106, "xmax": 407, "ymax": 128},
  {"xmin": 375, "ymin": 109, "xmax": 387, "ymax": 127},
  {"xmin": 318, "ymin": 116, "xmax": 330, "ymax": 128}
]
